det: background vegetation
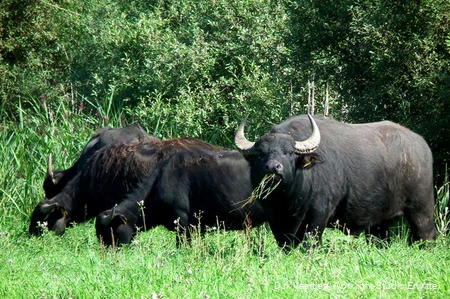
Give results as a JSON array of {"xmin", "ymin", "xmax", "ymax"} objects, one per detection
[
  {"xmin": 1, "ymin": 0, "xmax": 449, "ymax": 297},
  {"xmin": 2, "ymin": 0, "xmax": 449, "ymax": 179}
]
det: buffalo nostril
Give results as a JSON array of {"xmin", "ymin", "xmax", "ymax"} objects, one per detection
[{"xmin": 267, "ymin": 160, "xmax": 283, "ymax": 174}]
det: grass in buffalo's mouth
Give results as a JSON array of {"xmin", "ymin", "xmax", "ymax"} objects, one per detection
[{"xmin": 240, "ymin": 173, "xmax": 281, "ymax": 208}]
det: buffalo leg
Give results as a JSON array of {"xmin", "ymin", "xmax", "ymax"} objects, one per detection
[
  {"xmin": 404, "ymin": 209, "xmax": 436, "ymax": 243},
  {"xmin": 298, "ymin": 211, "xmax": 328, "ymax": 250},
  {"xmin": 404, "ymin": 179, "xmax": 436, "ymax": 243},
  {"xmin": 170, "ymin": 210, "xmax": 191, "ymax": 248},
  {"xmin": 267, "ymin": 215, "xmax": 305, "ymax": 251}
]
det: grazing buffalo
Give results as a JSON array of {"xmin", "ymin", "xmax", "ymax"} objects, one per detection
[
  {"xmin": 235, "ymin": 114, "xmax": 436, "ymax": 249},
  {"xmin": 29, "ymin": 137, "xmax": 220, "ymax": 236},
  {"xmin": 43, "ymin": 124, "xmax": 156, "ymax": 199},
  {"xmin": 96, "ymin": 149, "xmax": 266, "ymax": 246}
]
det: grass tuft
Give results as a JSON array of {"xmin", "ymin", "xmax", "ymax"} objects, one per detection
[{"xmin": 240, "ymin": 173, "xmax": 281, "ymax": 209}]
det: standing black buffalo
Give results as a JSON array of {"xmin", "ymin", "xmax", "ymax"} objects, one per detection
[
  {"xmin": 43, "ymin": 124, "xmax": 155, "ymax": 199},
  {"xmin": 96, "ymin": 149, "xmax": 266, "ymax": 246},
  {"xmin": 29, "ymin": 137, "xmax": 220, "ymax": 236},
  {"xmin": 235, "ymin": 114, "xmax": 436, "ymax": 249}
]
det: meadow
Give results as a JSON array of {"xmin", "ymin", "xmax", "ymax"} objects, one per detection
[{"xmin": 1, "ymin": 104, "xmax": 449, "ymax": 298}]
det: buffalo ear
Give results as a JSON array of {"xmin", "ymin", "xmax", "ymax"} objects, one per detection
[
  {"xmin": 39, "ymin": 202, "xmax": 60, "ymax": 214},
  {"xmin": 297, "ymin": 153, "xmax": 322, "ymax": 169}
]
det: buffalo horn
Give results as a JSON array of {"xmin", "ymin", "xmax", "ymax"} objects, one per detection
[
  {"xmin": 47, "ymin": 154, "xmax": 56, "ymax": 184},
  {"xmin": 234, "ymin": 115, "xmax": 255, "ymax": 150},
  {"xmin": 294, "ymin": 114, "xmax": 321, "ymax": 154},
  {"xmin": 100, "ymin": 205, "xmax": 117, "ymax": 226},
  {"xmin": 40, "ymin": 202, "xmax": 60, "ymax": 214},
  {"xmin": 235, "ymin": 114, "xmax": 321, "ymax": 153}
]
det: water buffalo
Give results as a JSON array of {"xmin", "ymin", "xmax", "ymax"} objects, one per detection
[
  {"xmin": 29, "ymin": 137, "xmax": 220, "ymax": 236},
  {"xmin": 43, "ymin": 124, "xmax": 156, "ymax": 199},
  {"xmin": 235, "ymin": 114, "xmax": 436, "ymax": 249},
  {"xmin": 96, "ymin": 149, "xmax": 266, "ymax": 246}
]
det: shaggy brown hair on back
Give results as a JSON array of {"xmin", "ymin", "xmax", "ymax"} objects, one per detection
[{"xmin": 87, "ymin": 137, "xmax": 221, "ymax": 188}]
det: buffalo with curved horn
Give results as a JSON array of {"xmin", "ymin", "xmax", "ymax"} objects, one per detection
[
  {"xmin": 235, "ymin": 114, "xmax": 436, "ymax": 250},
  {"xmin": 95, "ymin": 149, "xmax": 266, "ymax": 246},
  {"xmin": 43, "ymin": 124, "xmax": 155, "ymax": 199},
  {"xmin": 30, "ymin": 137, "xmax": 221, "ymax": 236}
]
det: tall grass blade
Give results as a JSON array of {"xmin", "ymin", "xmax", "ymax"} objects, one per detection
[{"xmin": 435, "ymin": 168, "xmax": 450, "ymax": 236}]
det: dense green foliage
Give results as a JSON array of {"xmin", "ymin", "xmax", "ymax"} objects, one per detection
[
  {"xmin": 0, "ymin": 1, "xmax": 449, "ymax": 296},
  {"xmin": 1, "ymin": 0, "xmax": 293, "ymax": 141},
  {"xmin": 2, "ymin": 1, "xmax": 448, "ymax": 165}
]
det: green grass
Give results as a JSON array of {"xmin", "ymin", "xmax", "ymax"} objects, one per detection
[
  {"xmin": 1, "ymin": 224, "xmax": 449, "ymax": 298},
  {"xmin": 1, "ymin": 104, "xmax": 449, "ymax": 298}
]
